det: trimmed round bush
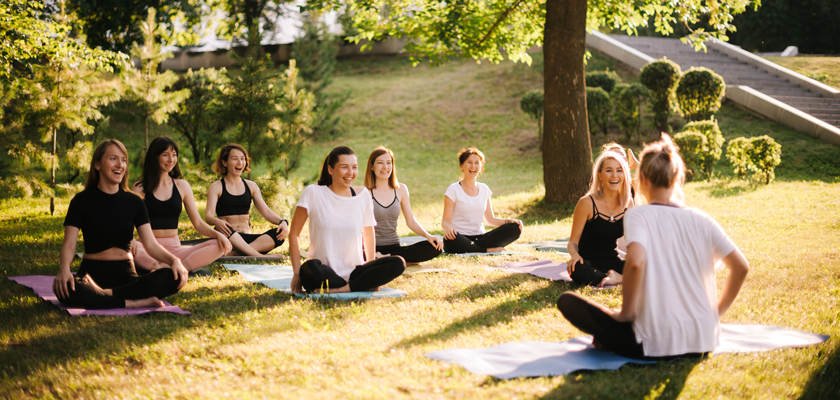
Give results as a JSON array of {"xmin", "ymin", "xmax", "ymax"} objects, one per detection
[
  {"xmin": 520, "ymin": 89, "xmax": 545, "ymax": 144},
  {"xmin": 612, "ymin": 83, "xmax": 650, "ymax": 142},
  {"xmin": 676, "ymin": 67, "xmax": 726, "ymax": 122},
  {"xmin": 640, "ymin": 59, "xmax": 681, "ymax": 132},
  {"xmin": 586, "ymin": 87, "xmax": 611, "ymax": 135},
  {"xmin": 683, "ymin": 118, "xmax": 724, "ymax": 179},
  {"xmin": 673, "ymin": 131, "xmax": 707, "ymax": 182},
  {"xmin": 726, "ymin": 137, "xmax": 751, "ymax": 178},
  {"xmin": 747, "ymin": 135, "xmax": 782, "ymax": 184},
  {"xmin": 586, "ymin": 70, "xmax": 621, "ymax": 93}
]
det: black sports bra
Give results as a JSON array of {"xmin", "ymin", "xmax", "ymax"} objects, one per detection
[
  {"xmin": 217, "ymin": 178, "xmax": 252, "ymax": 216},
  {"xmin": 145, "ymin": 178, "xmax": 182, "ymax": 230}
]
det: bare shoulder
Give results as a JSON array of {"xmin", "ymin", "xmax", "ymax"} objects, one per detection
[
  {"xmin": 397, "ymin": 183, "xmax": 410, "ymax": 196},
  {"xmin": 575, "ymin": 195, "xmax": 594, "ymax": 215},
  {"xmin": 244, "ymin": 179, "xmax": 260, "ymax": 191},
  {"xmin": 353, "ymin": 185, "xmax": 368, "ymax": 195},
  {"xmin": 131, "ymin": 182, "xmax": 145, "ymax": 197}
]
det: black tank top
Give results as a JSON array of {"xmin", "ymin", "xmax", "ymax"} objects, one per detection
[
  {"xmin": 217, "ymin": 178, "xmax": 252, "ymax": 216},
  {"xmin": 578, "ymin": 195, "xmax": 625, "ymax": 265},
  {"xmin": 144, "ymin": 178, "xmax": 182, "ymax": 230}
]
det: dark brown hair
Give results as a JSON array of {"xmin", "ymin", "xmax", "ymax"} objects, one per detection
[
  {"xmin": 212, "ymin": 143, "xmax": 251, "ymax": 176},
  {"xmin": 318, "ymin": 146, "xmax": 356, "ymax": 186},
  {"xmin": 136, "ymin": 136, "xmax": 182, "ymax": 196}
]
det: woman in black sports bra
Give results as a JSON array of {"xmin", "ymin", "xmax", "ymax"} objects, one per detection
[
  {"xmin": 566, "ymin": 149, "xmax": 635, "ymax": 286},
  {"xmin": 205, "ymin": 143, "xmax": 289, "ymax": 256},
  {"xmin": 131, "ymin": 137, "xmax": 232, "ymax": 272}
]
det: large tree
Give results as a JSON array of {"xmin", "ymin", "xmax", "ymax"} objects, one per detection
[{"xmin": 310, "ymin": 0, "xmax": 756, "ymax": 203}]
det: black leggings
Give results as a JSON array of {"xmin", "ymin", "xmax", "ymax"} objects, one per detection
[
  {"xmin": 376, "ymin": 241, "xmax": 442, "ymax": 264},
  {"xmin": 557, "ymin": 292, "xmax": 708, "ymax": 361},
  {"xmin": 59, "ymin": 259, "xmax": 183, "ymax": 309},
  {"xmin": 443, "ymin": 222, "xmax": 522, "ymax": 254},
  {"xmin": 571, "ymin": 259, "xmax": 625, "ymax": 286},
  {"xmin": 233, "ymin": 228, "xmax": 285, "ymax": 254},
  {"xmin": 299, "ymin": 256, "xmax": 406, "ymax": 293}
]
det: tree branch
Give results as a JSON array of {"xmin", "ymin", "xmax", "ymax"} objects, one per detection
[{"xmin": 477, "ymin": 0, "xmax": 526, "ymax": 48}]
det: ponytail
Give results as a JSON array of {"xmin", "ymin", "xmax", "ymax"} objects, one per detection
[{"xmin": 318, "ymin": 146, "xmax": 356, "ymax": 186}]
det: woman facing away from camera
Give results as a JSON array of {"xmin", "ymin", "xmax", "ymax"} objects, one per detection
[
  {"xmin": 364, "ymin": 146, "xmax": 442, "ymax": 264},
  {"xmin": 441, "ymin": 147, "xmax": 523, "ymax": 254},
  {"xmin": 204, "ymin": 143, "xmax": 289, "ymax": 256},
  {"xmin": 53, "ymin": 139, "xmax": 187, "ymax": 309},
  {"xmin": 557, "ymin": 134, "xmax": 750, "ymax": 360},
  {"xmin": 131, "ymin": 136, "xmax": 231, "ymax": 272},
  {"xmin": 289, "ymin": 146, "xmax": 406, "ymax": 294}
]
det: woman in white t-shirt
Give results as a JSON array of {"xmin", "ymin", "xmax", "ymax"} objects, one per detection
[
  {"xmin": 441, "ymin": 148, "xmax": 523, "ymax": 254},
  {"xmin": 289, "ymin": 146, "xmax": 406, "ymax": 294},
  {"xmin": 557, "ymin": 134, "xmax": 749, "ymax": 360}
]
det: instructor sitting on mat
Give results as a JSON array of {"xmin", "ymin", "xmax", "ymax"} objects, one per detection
[
  {"xmin": 557, "ymin": 134, "xmax": 750, "ymax": 360},
  {"xmin": 441, "ymin": 147, "xmax": 523, "ymax": 254},
  {"xmin": 364, "ymin": 146, "xmax": 443, "ymax": 264},
  {"xmin": 132, "ymin": 136, "xmax": 232, "ymax": 272},
  {"xmin": 289, "ymin": 146, "xmax": 406, "ymax": 294},
  {"xmin": 205, "ymin": 143, "xmax": 289, "ymax": 256},
  {"xmin": 566, "ymin": 149, "xmax": 634, "ymax": 286},
  {"xmin": 53, "ymin": 139, "xmax": 187, "ymax": 309}
]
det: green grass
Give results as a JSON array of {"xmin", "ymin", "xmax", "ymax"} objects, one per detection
[
  {"xmin": 2, "ymin": 54, "xmax": 840, "ymax": 399},
  {"xmin": 764, "ymin": 56, "xmax": 840, "ymax": 90}
]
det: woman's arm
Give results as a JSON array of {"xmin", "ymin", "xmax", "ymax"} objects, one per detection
[
  {"xmin": 204, "ymin": 181, "xmax": 233, "ymax": 236},
  {"xmin": 179, "ymin": 180, "xmax": 232, "ymax": 254},
  {"xmin": 717, "ymin": 248, "xmax": 749, "ymax": 318},
  {"xmin": 566, "ymin": 197, "xmax": 592, "ymax": 274},
  {"xmin": 288, "ymin": 206, "xmax": 308, "ymax": 293},
  {"xmin": 249, "ymin": 180, "xmax": 289, "ymax": 241},
  {"xmin": 483, "ymin": 198, "xmax": 523, "ymax": 229},
  {"xmin": 137, "ymin": 224, "xmax": 188, "ymax": 289},
  {"xmin": 399, "ymin": 185, "xmax": 442, "ymax": 250},
  {"xmin": 442, "ymin": 196, "xmax": 457, "ymax": 240},
  {"xmin": 613, "ymin": 241, "xmax": 645, "ymax": 322},
  {"xmin": 363, "ymin": 226, "xmax": 376, "ymax": 262},
  {"xmin": 53, "ymin": 226, "xmax": 80, "ymax": 299}
]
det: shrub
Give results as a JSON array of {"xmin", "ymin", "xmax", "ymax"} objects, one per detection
[
  {"xmin": 683, "ymin": 118, "xmax": 724, "ymax": 179},
  {"xmin": 673, "ymin": 131, "xmax": 707, "ymax": 182},
  {"xmin": 747, "ymin": 135, "xmax": 782, "ymax": 184},
  {"xmin": 586, "ymin": 87, "xmax": 611, "ymax": 135},
  {"xmin": 640, "ymin": 59, "xmax": 681, "ymax": 132},
  {"xmin": 612, "ymin": 83, "xmax": 650, "ymax": 142},
  {"xmin": 520, "ymin": 89, "xmax": 544, "ymax": 146},
  {"xmin": 726, "ymin": 137, "xmax": 751, "ymax": 178},
  {"xmin": 676, "ymin": 67, "xmax": 726, "ymax": 122},
  {"xmin": 586, "ymin": 70, "xmax": 621, "ymax": 93},
  {"xmin": 0, "ymin": 176, "xmax": 52, "ymax": 199}
]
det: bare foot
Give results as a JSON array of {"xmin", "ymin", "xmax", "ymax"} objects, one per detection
[
  {"xmin": 374, "ymin": 252, "xmax": 390, "ymax": 259},
  {"xmin": 598, "ymin": 270, "xmax": 623, "ymax": 287},
  {"xmin": 82, "ymin": 274, "xmax": 113, "ymax": 296},
  {"xmin": 125, "ymin": 297, "xmax": 165, "ymax": 308},
  {"xmin": 485, "ymin": 247, "xmax": 505, "ymax": 253}
]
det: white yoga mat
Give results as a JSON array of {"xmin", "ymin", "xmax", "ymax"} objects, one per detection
[{"xmin": 222, "ymin": 264, "xmax": 407, "ymax": 299}]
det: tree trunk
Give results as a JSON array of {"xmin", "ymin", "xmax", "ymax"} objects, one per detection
[
  {"xmin": 542, "ymin": 0, "xmax": 593, "ymax": 204},
  {"xmin": 50, "ymin": 127, "xmax": 56, "ymax": 216}
]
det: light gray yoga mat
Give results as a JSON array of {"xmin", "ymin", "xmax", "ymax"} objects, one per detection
[
  {"xmin": 522, "ymin": 238, "xmax": 570, "ymax": 255},
  {"xmin": 425, "ymin": 324, "xmax": 829, "ymax": 379},
  {"xmin": 222, "ymin": 264, "xmax": 407, "ymax": 299},
  {"xmin": 399, "ymin": 235, "xmax": 443, "ymax": 246}
]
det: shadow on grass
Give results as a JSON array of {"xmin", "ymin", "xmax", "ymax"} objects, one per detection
[
  {"xmin": 798, "ymin": 340, "xmax": 840, "ymax": 399},
  {"xmin": 393, "ymin": 274, "xmax": 564, "ymax": 349}
]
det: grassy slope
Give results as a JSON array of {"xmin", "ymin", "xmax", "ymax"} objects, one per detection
[
  {"xmin": 1, "ymin": 54, "xmax": 839, "ymax": 399},
  {"xmin": 763, "ymin": 56, "xmax": 840, "ymax": 90}
]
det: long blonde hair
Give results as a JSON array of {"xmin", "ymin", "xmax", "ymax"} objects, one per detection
[
  {"xmin": 85, "ymin": 139, "xmax": 132, "ymax": 193},
  {"xmin": 586, "ymin": 150, "xmax": 632, "ymax": 209}
]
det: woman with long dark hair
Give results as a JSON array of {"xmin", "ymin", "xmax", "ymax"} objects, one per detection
[
  {"xmin": 364, "ymin": 146, "xmax": 442, "ymax": 264},
  {"xmin": 289, "ymin": 146, "xmax": 406, "ymax": 294},
  {"xmin": 131, "ymin": 136, "xmax": 231, "ymax": 272},
  {"xmin": 53, "ymin": 140, "xmax": 187, "ymax": 309},
  {"xmin": 205, "ymin": 143, "xmax": 289, "ymax": 256}
]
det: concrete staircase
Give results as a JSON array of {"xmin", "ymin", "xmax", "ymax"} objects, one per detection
[{"xmin": 608, "ymin": 35, "xmax": 840, "ymax": 128}]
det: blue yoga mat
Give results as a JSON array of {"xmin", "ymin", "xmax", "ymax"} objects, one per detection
[
  {"xmin": 425, "ymin": 324, "xmax": 829, "ymax": 379},
  {"xmin": 222, "ymin": 264, "xmax": 408, "ymax": 299}
]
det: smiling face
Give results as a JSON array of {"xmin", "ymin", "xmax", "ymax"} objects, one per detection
[
  {"xmin": 329, "ymin": 154, "xmax": 358, "ymax": 189},
  {"xmin": 372, "ymin": 153, "xmax": 393, "ymax": 181},
  {"xmin": 460, "ymin": 154, "xmax": 483, "ymax": 179},
  {"xmin": 157, "ymin": 146, "xmax": 178, "ymax": 174},
  {"xmin": 599, "ymin": 157, "xmax": 624, "ymax": 193},
  {"xmin": 223, "ymin": 149, "xmax": 248, "ymax": 177},
  {"xmin": 95, "ymin": 144, "xmax": 127, "ymax": 187}
]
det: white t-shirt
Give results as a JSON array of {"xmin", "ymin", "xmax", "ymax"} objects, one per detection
[
  {"xmin": 296, "ymin": 185, "xmax": 376, "ymax": 279},
  {"xmin": 624, "ymin": 205, "xmax": 736, "ymax": 357},
  {"xmin": 444, "ymin": 182, "xmax": 492, "ymax": 236}
]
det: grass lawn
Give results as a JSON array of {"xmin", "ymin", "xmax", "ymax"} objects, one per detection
[
  {"xmin": 763, "ymin": 56, "xmax": 840, "ymax": 90},
  {"xmin": 1, "ymin": 54, "xmax": 839, "ymax": 399}
]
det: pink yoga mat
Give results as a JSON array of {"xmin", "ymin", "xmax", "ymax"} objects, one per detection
[
  {"xmin": 495, "ymin": 260, "xmax": 618, "ymax": 289},
  {"xmin": 8, "ymin": 276, "xmax": 190, "ymax": 316}
]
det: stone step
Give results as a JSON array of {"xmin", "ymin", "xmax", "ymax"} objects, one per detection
[
  {"xmin": 772, "ymin": 95, "xmax": 840, "ymax": 104},
  {"xmin": 754, "ymin": 88, "xmax": 814, "ymax": 96},
  {"xmin": 727, "ymin": 79, "xmax": 799, "ymax": 87}
]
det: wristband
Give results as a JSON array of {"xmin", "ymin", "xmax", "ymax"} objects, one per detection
[{"xmin": 278, "ymin": 218, "xmax": 288, "ymax": 226}]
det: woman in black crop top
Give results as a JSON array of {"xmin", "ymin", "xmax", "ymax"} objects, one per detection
[
  {"xmin": 131, "ymin": 137, "xmax": 232, "ymax": 273},
  {"xmin": 566, "ymin": 150, "xmax": 635, "ymax": 286},
  {"xmin": 53, "ymin": 140, "xmax": 188, "ymax": 309},
  {"xmin": 204, "ymin": 143, "xmax": 289, "ymax": 256}
]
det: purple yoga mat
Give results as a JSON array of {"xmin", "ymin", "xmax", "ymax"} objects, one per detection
[
  {"xmin": 495, "ymin": 260, "xmax": 618, "ymax": 289},
  {"xmin": 8, "ymin": 276, "xmax": 190, "ymax": 316}
]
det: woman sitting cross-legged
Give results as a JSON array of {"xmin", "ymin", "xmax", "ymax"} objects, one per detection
[
  {"xmin": 131, "ymin": 136, "xmax": 232, "ymax": 272},
  {"xmin": 364, "ymin": 146, "xmax": 443, "ymax": 264},
  {"xmin": 53, "ymin": 139, "xmax": 188, "ymax": 309},
  {"xmin": 441, "ymin": 147, "xmax": 523, "ymax": 254},
  {"xmin": 557, "ymin": 134, "xmax": 750, "ymax": 360},
  {"xmin": 566, "ymin": 149, "xmax": 635, "ymax": 286},
  {"xmin": 289, "ymin": 146, "xmax": 406, "ymax": 294},
  {"xmin": 205, "ymin": 143, "xmax": 289, "ymax": 256}
]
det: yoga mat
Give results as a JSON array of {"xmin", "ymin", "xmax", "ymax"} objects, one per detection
[
  {"xmin": 494, "ymin": 260, "xmax": 619, "ymax": 289},
  {"xmin": 222, "ymin": 264, "xmax": 408, "ymax": 299},
  {"xmin": 451, "ymin": 251, "xmax": 528, "ymax": 257},
  {"xmin": 399, "ymin": 235, "xmax": 443, "ymax": 246},
  {"xmin": 8, "ymin": 276, "xmax": 190, "ymax": 316},
  {"xmin": 523, "ymin": 238, "xmax": 570, "ymax": 255},
  {"xmin": 76, "ymin": 252, "xmax": 288, "ymax": 263},
  {"xmin": 425, "ymin": 324, "xmax": 829, "ymax": 379},
  {"xmin": 404, "ymin": 263, "xmax": 455, "ymax": 274}
]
